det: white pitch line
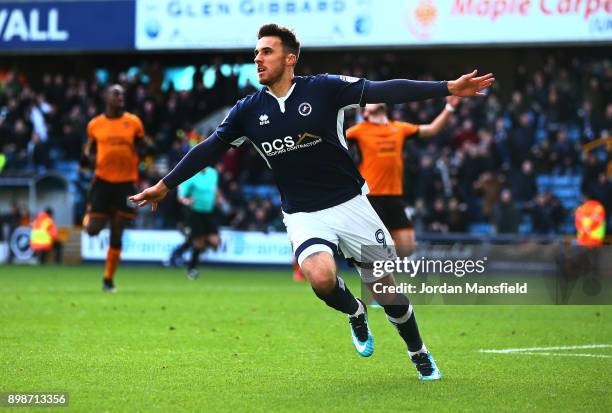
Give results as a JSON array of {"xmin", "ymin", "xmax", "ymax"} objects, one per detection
[
  {"xmin": 479, "ymin": 344, "xmax": 612, "ymax": 354},
  {"xmin": 519, "ymin": 352, "xmax": 612, "ymax": 359}
]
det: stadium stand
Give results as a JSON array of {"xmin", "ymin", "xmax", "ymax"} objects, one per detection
[{"xmin": 0, "ymin": 51, "xmax": 610, "ymax": 236}]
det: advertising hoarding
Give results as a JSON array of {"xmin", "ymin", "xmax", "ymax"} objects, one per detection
[
  {"xmin": 135, "ymin": 0, "xmax": 612, "ymax": 50},
  {"xmin": 0, "ymin": 0, "xmax": 135, "ymax": 51},
  {"xmin": 81, "ymin": 228, "xmax": 294, "ymax": 264}
]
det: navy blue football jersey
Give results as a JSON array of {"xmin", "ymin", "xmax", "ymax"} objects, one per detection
[{"xmin": 216, "ymin": 74, "xmax": 369, "ymax": 213}]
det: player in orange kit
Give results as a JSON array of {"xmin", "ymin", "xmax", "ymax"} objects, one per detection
[
  {"xmin": 82, "ymin": 84, "xmax": 146, "ymax": 292},
  {"xmin": 346, "ymin": 96, "xmax": 460, "ymax": 251}
]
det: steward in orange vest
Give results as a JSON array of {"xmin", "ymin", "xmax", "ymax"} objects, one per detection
[
  {"xmin": 30, "ymin": 207, "xmax": 62, "ymax": 263},
  {"xmin": 575, "ymin": 200, "xmax": 606, "ymax": 247}
]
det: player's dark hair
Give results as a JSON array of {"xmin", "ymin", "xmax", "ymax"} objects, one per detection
[{"xmin": 257, "ymin": 24, "xmax": 300, "ymax": 61}]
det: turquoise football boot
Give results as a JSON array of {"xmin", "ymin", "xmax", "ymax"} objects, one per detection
[
  {"xmin": 348, "ymin": 299, "xmax": 374, "ymax": 357},
  {"xmin": 410, "ymin": 352, "xmax": 442, "ymax": 381}
]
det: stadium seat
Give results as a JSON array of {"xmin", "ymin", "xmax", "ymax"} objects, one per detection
[{"xmin": 468, "ymin": 223, "xmax": 492, "ymax": 235}]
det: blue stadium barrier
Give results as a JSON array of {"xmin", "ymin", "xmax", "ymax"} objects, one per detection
[
  {"xmin": 537, "ymin": 175, "xmax": 551, "ymax": 187},
  {"xmin": 468, "ymin": 223, "xmax": 492, "ymax": 235},
  {"xmin": 55, "ymin": 161, "xmax": 80, "ymax": 181},
  {"xmin": 242, "ymin": 185, "xmax": 281, "ymax": 205}
]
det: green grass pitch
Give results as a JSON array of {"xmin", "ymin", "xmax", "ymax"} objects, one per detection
[{"xmin": 1, "ymin": 265, "xmax": 611, "ymax": 412}]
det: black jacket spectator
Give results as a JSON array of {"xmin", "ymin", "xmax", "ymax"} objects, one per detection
[
  {"xmin": 493, "ymin": 190, "xmax": 521, "ymax": 234},
  {"xmin": 510, "ymin": 160, "xmax": 538, "ymax": 203}
]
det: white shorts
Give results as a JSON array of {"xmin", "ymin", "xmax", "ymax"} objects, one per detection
[{"xmin": 282, "ymin": 194, "xmax": 395, "ymax": 282}]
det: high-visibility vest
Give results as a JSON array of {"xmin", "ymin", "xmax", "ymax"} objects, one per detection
[
  {"xmin": 575, "ymin": 200, "xmax": 606, "ymax": 247},
  {"xmin": 30, "ymin": 212, "xmax": 58, "ymax": 252}
]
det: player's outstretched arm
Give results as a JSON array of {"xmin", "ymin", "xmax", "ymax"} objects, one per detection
[
  {"xmin": 363, "ymin": 70, "xmax": 494, "ymax": 103},
  {"xmin": 418, "ymin": 96, "xmax": 461, "ymax": 138},
  {"xmin": 447, "ymin": 70, "xmax": 495, "ymax": 97},
  {"xmin": 129, "ymin": 180, "xmax": 169, "ymax": 212},
  {"xmin": 129, "ymin": 132, "xmax": 231, "ymax": 211}
]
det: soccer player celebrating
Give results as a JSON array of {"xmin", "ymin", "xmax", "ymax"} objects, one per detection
[
  {"xmin": 346, "ymin": 97, "xmax": 460, "ymax": 251},
  {"xmin": 83, "ymin": 85, "xmax": 146, "ymax": 292},
  {"xmin": 130, "ymin": 24, "xmax": 494, "ymax": 380}
]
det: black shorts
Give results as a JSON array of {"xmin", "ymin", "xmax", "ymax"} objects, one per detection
[
  {"xmin": 89, "ymin": 177, "xmax": 136, "ymax": 219},
  {"xmin": 367, "ymin": 195, "xmax": 413, "ymax": 231},
  {"xmin": 189, "ymin": 211, "xmax": 219, "ymax": 238}
]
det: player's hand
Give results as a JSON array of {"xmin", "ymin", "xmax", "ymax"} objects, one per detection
[
  {"xmin": 129, "ymin": 180, "xmax": 169, "ymax": 212},
  {"xmin": 447, "ymin": 70, "xmax": 495, "ymax": 97},
  {"xmin": 446, "ymin": 95, "xmax": 461, "ymax": 108}
]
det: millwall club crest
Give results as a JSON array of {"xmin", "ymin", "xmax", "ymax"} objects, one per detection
[{"xmin": 298, "ymin": 102, "xmax": 312, "ymax": 116}]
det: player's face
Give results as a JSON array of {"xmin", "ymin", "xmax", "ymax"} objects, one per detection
[
  {"xmin": 254, "ymin": 36, "xmax": 289, "ymax": 85},
  {"xmin": 106, "ymin": 86, "xmax": 125, "ymax": 110}
]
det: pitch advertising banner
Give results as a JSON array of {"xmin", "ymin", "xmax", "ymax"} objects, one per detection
[
  {"xmin": 81, "ymin": 228, "xmax": 294, "ymax": 264},
  {"xmin": 0, "ymin": 242, "xmax": 8, "ymax": 263},
  {"xmin": 135, "ymin": 0, "xmax": 612, "ymax": 50},
  {"xmin": 0, "ymin": 0, "xmax": 135, "ymax": 51}
]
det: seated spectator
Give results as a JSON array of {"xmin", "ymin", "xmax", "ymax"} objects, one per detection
[
  {"xmin": 526, "ymin": 193, "xmax": 555, "ymax": 235},
  {"xmin": 492, "ymin": 189, "xmax": 521, "ymax": 234},
  {"xmin": 426, "ymin": 198, "xmax": 449, "ymax": 233},
  {"xmin": 509, "ymin": 112, "xmax": 534, "ymax": 166},
  {"xmin": 447, "ymin": 197, "xmax": 468, "ymax": 233},
  {"xmin": 473, "ymin": 171, "xmax": 504, "ymax": 220},
  {"xmin": 27, "ymin": 132, "xmax": 49, "ymax": 172},
  {"xmin": 602, "ymin": 103, "xmax": 612, "ymax": 137},
  {"xmin": 588, "ymin": 173, "xmax": 611, "ymax": 223},
  {"xmin": 1, "ymin": 52, "xmax": 609, "ymax": 235},
  {"xmin": 510, "ymin": 160, "xmax": 537, "ymax": 203},
  {"xmin": 452, "ymin": 118, "xmax": 478, "ymax": 149},
  {"xmin": 550, "ymin": 129, "xmax": 578, "ymax": 174},
  {"xmin": 414, "ymin": 155, "xmax": 439, "ymax": 205},
  {"xmin": 411, "ymin": 198, "xmax": 427, "ymax": 234}
]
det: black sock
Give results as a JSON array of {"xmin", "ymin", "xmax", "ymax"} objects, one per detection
[
  {"xmin": 313, "ymin": 276, "xmax": 359, "ymax": 315},
  {"xmin": 189, "ymin": 247, "xmax": 202, "ymax": 270},
  {"xmin": 382, "ymin": 296, "xmax": 424, "ymax": 353},
  {"xmin": 173, "ymin": 241, "xmax": 191, "ymax": 257}
]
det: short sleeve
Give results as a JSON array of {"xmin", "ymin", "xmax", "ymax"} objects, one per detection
[
  {"xmin": 345, "ymin": 124, "xmax": 360, "ymax": 141},
  {"xmin": 178, "ymin": 179, "xmax": 192, "ymax": 198},
  {"xmin": 320, "ymin": 74, "xmax": 369, "ymax": 109},
  {"xmin": 133, "ymin": 115, "xmax": 145, "ymax": 138},
  {"xmin": 216, "ymin": 102, "xmax": 247, "ymax": 147},
  {"xmin": 398, "ymin": 121, "xmax": 419, "ymax": 139}
]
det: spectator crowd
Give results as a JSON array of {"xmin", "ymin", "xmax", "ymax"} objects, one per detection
[{"xmin": 0, "ymin": 51, "xmax": 610, "ymax": 236}]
